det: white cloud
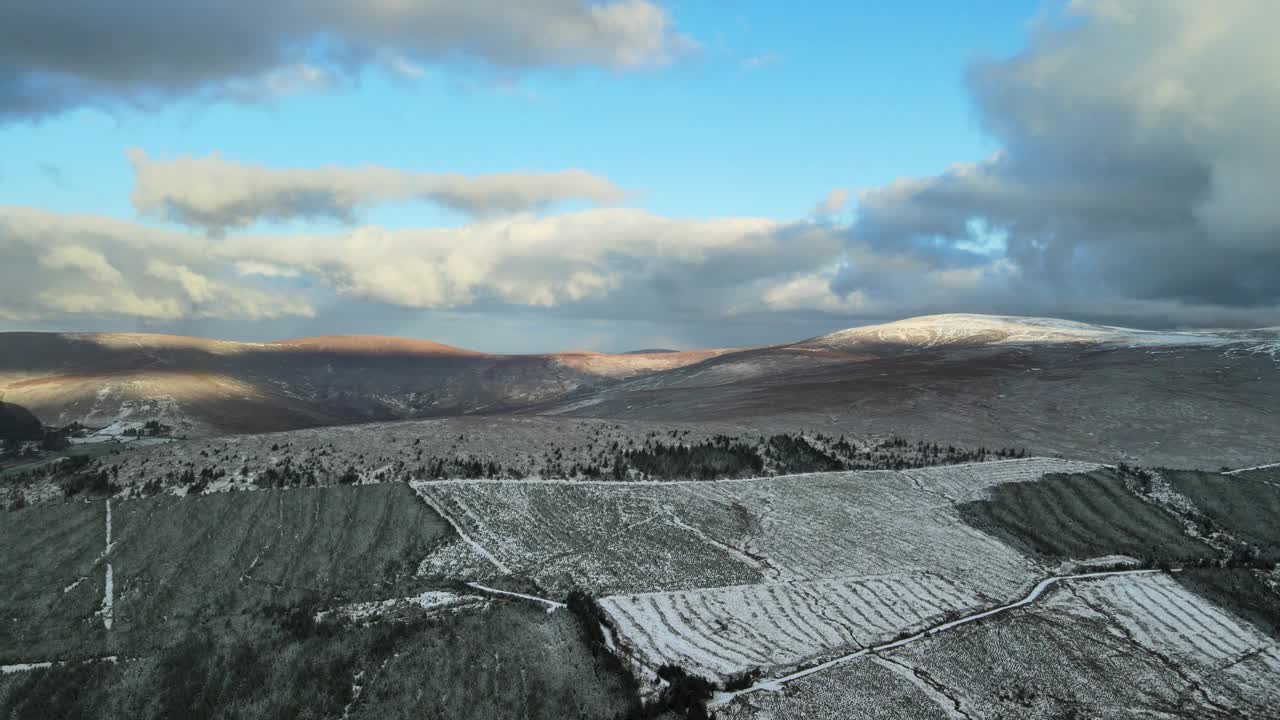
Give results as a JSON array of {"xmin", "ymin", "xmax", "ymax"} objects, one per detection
[
  {"xmin": 127, "ymin": 149, "xmax": 628, "ymax": 232},
  {"xmin": 216, "ymin": 209, "xmax": 843, "ymax": 312},
  {"xmin": 0, "ymin": 207, "xmax": 314, "ymax": 321}
]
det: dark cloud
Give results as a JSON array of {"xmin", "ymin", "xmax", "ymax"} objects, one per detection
[
  {"xmin": 835, "ymin": 0, "xmax": 1280, "ymax": 325},
  {"xmin": 0, "ymin": 1, "xmax": 695, "ymax": 119}
]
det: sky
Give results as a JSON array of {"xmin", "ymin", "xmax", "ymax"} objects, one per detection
[{"xmin": 1, "ymin": 0, "xmax": 1277, "ymax": 353}]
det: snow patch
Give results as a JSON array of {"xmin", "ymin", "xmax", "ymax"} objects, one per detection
[
  {"xmin": 316, "ymin": 590, "xmax": 480, "ymax": 624},
  {"xmin": 465, "ymin": 582, "xmax": 565, "ymax": 613}
]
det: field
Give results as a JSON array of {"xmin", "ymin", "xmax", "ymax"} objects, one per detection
[
  {"xmin": 957, "ymin": 468, "xmax": 1217, "ymax": 563},
  {"xmin": 600, "ymin": 573, "xmax": 981, "ymax": 680},
  {"xmin": 6, "ymin": 447, "xmax": 1278, "ymax": 718},
  {"xmin": 0, "ymin": 500, "xmax": 110, "ymax": 666},
  {"xmin": 1074, "ymin": 573, "xmax": 1280, "ymax": 679},
  {"xmin": 716, "ymin": 572, "xmax": 1280, "ymax": 719},
  {"xmin": 0, "ymin": 482, "xmax": 645, "ymax": 719},
  {"xmin": 1, "ymin": 483, "xmax": 451, "ymax": 665},
  {"xmin": 1164, "ymin": 468, "xmax": 1280, "ymax": 562},
  {"xmin": 412, "ymin": 458, "xmax": 1095, "ymax": 599},
  {"xmin": 1175, "ymin": 567, "xmax": 1280, "ymax": 640},
  {"xmin": 0, "ymin": 601, "xmax": 638, "ymax": 720},
  {"xmin": 899, "ymin": 457, "xmax": 1103, "ymax": 502},
  {"xmin": 413, "ymin": 458, "xmax": 1115, "ymax": 684},
  {"xmin": 413, "ymin": 479, "xmax": 766, "ymax": 594}
]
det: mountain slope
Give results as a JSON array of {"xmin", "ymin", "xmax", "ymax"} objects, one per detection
[
  {"xmin": 2, "ymin": 314, "xmax": 1276, "ymax": 466},
  {"xmin": 800, "ymin": 313, "xmax": 1274, "ymax": 351},
  {"xmin": 534, "ymin": 315, "xmax": 1280, "ymax": 467},
  {"xmin": 0, "ymin": 332, "xmax": 736, "ymax": 435}
]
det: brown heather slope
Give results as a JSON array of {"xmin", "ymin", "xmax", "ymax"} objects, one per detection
[
  {"xmin": 1, "ymin": 314, "xmax": 1276, "ymax": 467},
  {"xmin": 0, "ymin": 331, "xmax": 737, "ymax": 435}
]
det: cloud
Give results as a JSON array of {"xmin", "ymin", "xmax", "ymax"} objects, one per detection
[
  {"xmin": 0, "ymin": 207, "xmax": 314, "ymax": 321},
  {"xmin": 127, "ymin": 149, "xmax": 628, "ymax": 232},
  {"xmin": 0, "ymin": 204, "xmax": 848, "ymax": 327},
  {"xmin": 835, "ymin": 0, "xmax": 1280, "ymax": 323},
  {"xmin": 0, "ymin": 0, "xmax": 696, "ymax": 119},
  {"xmin": 811, "ymin": 188, "xmax": 850, "ymax": 218},
  {"xmin": 217, "ymin": 209, "xmax": 844, "ymax": 314}
]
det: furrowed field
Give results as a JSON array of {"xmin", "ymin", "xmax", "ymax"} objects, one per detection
[
  {"xmin": 5, "ymin": 448, "xmax": 1278, "ymax": 719},
  {"xmin": 717, "ymin": 573, "xmax": 1280, "ymax": 719}
]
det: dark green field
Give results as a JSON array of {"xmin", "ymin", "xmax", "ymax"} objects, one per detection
[
  {"xmin": 0, "ymin": 601, "xmax": 636, "ymax": 720},
  {"xmin": 958, "ymin": 467, "xmax": 1280, "ymax": 644},
  {"xmin": 2, "ymin": 483, "xmax": 450, "ymax": 664},
  {"xmin": 1164, "ymin": 469, "xmax": 1280, "ymax": 563},
  {"xmin": 957, "ymin": 469, "xmax": 1216, "ymax": 563},
  {"xmin": 1174, "ymin": 567, "xmax": 1280, "ymax": 640},
  {"xmin": 0, "ymin": 500, "xmax": 109, "ymax": 666},
  {"xmin": 0, "ymin": 483, "xmax": 640, "ymax": 719}
]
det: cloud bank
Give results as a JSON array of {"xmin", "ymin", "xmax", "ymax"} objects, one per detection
[
  {"xmin": 128, "ymin": 150, "xmax": 627, "ymax": 232},
  {"xmin": 0, "ymin": 0, "xmax": 695, "ymax": 119},
  {"xmin": 0, "ymin": 209, "xmax": 313, "ymax": 322},
  {"xmin": 3, "ymin": 0, "xmax": 1279, "ymax": 343},
  {"xmin": 836, "ymin": 0, "xmax": 1280, "ymax": 324}
]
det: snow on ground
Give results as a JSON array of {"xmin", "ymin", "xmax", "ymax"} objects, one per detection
[
  {"xmin": 465, "ymin": 582, "xmax": 566, "ymax": 613},
  {"xmin": 411, "ymin": 480, "xmax": 765, "ymax": 594},
  {"xmin": 1, "ymin": 657, "xmax": 118, "ymax": 676},
  {"xmin": 808, "ymin": 314, "xmax": 1259, "ymax": 351},
  {"xmin": 678, "ymin": 470, "xmax": 1043, "ymax": 597},
  {"xmin": 601, "ymin": 574, "xmax": 981, "ymax": 680},
  {"xmin": 412, "ymin": 462, "xmax": 1077, "ymax": 597},
  {"xmin": 101, "ymin": 499, "xmax": 113, "ymax": 630},
  {"xmin": 719, "ymin": 571, "xmax": 1276, "ymax": 720},
  {"xmin": 315, "ymin": 590, "xmax": 483, "ymax": 624},
  {"xmin": 0, "ymin": 662, "xmax": 53, "ymax": 675},
  {"xmin": 710, "ymin": 570, "xmax": 1162, "ymax": 708},
  {"xmin": 1075, "ymin": 573, "xmax": 1280, "ymax": 691},
  {"xmin": 62, "ymin": 576, "xmax": 88, "ymax": 594},
  {"xmin": 900, "ymin": 457, "xmax": 1106, "ymax": 502},
  {"xmin": 1051, "ymin": 554, "xmax": 1143, "ymax": 574},
  {"xmin": 1225, "ymin": 461, "xmax": 1280, "ymax": 475}
]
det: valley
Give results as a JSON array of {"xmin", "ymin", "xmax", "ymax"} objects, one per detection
[{"xmin": 2, "ymin": 314, "xmax": 1278, "ymax": 719}]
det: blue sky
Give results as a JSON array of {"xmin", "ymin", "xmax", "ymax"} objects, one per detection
[
  {"xmin": 1, "ymin": 1, "xmax": 1034, "ymax": 226},
  {"xmin": 2, "ymin": 1, "xmax": 1275, "ymax": 351}
]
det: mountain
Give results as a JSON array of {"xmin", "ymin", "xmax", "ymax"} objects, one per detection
[
  {"xmin": 534, "ymin": 314, "xmax": 1280, "ymax": 467},
  {"xmin": 0, "ymin": 331, "xmax": 736, "ymax": 436},
  {"xmin": 1, "ymin": 315, "xmax": 1275, "ymax": 466},
  {"xmin": 799, "ymin": 313, "xmax": 1280, "ymax": 352}
]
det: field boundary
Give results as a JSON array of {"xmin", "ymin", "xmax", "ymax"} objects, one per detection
[
  {"xmin": 708, "ymin": 568, "xmax": 1162, "ymax": 709},
  {"xmin": 409, "ymin": 482, "xmax": 512, "ymax": 574}
]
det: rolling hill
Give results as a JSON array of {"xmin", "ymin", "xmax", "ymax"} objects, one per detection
[
  {"xmin": 0, "ymin": 331, "xmax": 737, "ymax": 436},
  {"xmin": 1, "ymin": 314, "xmax": 1276, "ymax": 466}
]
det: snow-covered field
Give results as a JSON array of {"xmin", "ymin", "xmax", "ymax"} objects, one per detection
[
  {"xmin": 716, "ymin": 572, "xmax": 1280, "ymax": 719},
  {"xmin": 413, "ymin": 459, "xmax": 1101, "ymax": 598},
  {"xmin": 900, "ymin": 457, "xmax": 1104, "ymax": 502},
  {"xmin": 600, "ymin": 573, "xmax": 981, "ymax": 680},
  {"xmin": 411, "ymin": 479, "xmax": 765, "ymax": 594},
  {"xmin": 1073, "ymin": 573, "xmax": 1280, "ymax": 693},
  {"xmin": 412, "ymin": 457, "xmax": 1128, "ymax": 689}
]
